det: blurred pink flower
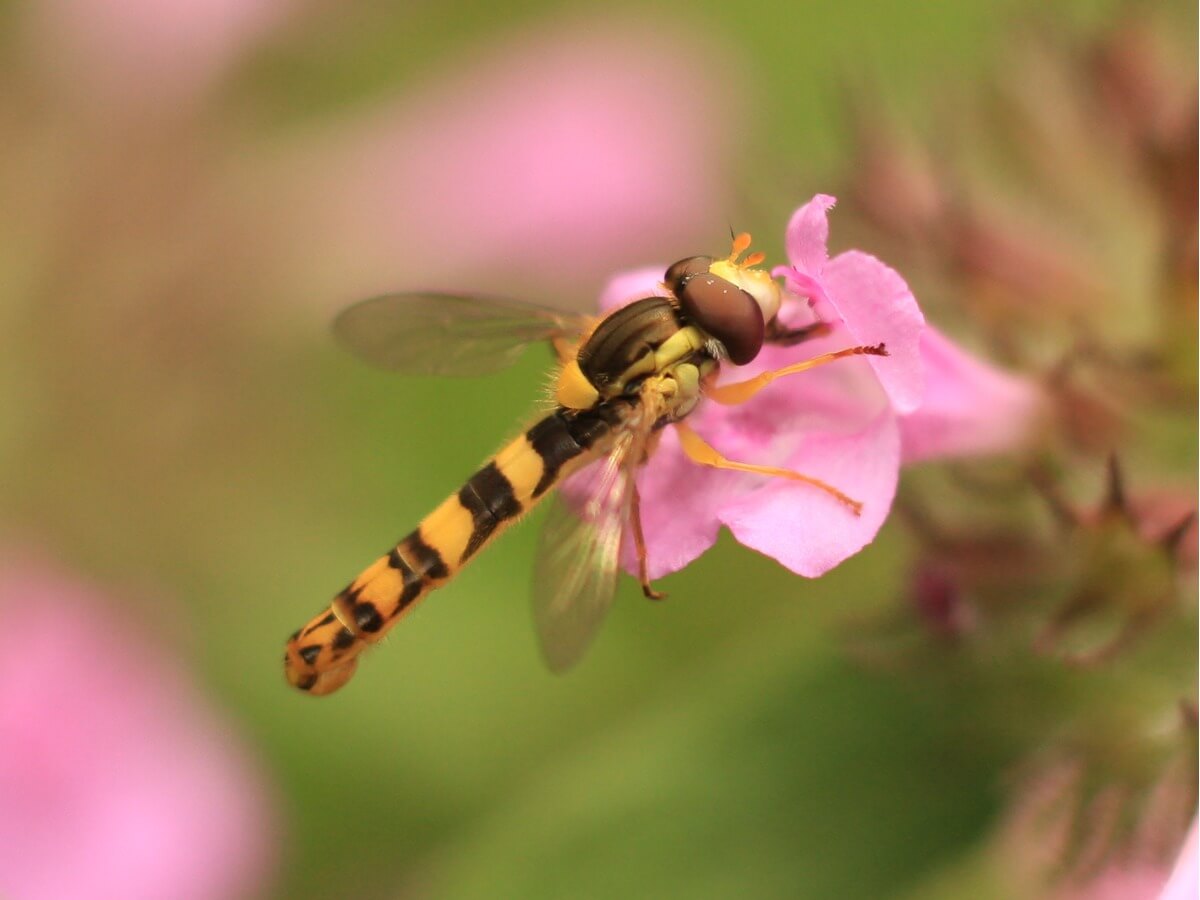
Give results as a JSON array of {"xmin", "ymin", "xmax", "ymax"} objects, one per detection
[
  {"xmin": 0, "ymin": 559, "xmax": 276, "ymax": 900},
  {"xmin": 24, "ymin": 0, "xmax": 289, "ymax": 106},
  {"xmin": 1159, "ymin": 819, "xmax": 1198, "ymax": 900},
  {"xmin": 1004, "ymin": 750, "xmax": 1197, "ymax": 900},
  {"xmin": 1057, "ymin": 818, "xmax": 1198, "ymax": 900},
  {"xmin": 1063, "ymin": 866, "xmax": 1178, "ymax": 900},
  {"xmin": 302, "ymin": 18, "xmax": 735, "ymax": 305},
  {"xmin": 581, "ymin": 194, "xmax": 1042, "ymax": 580}
]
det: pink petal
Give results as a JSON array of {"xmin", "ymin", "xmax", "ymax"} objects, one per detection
[
  {"xmin": 0, "ymin": 559, "xmax": 276, "ymax": 900},
  {"xmin": 718, "ymin": 408, "xmax": 900, "ymax": 577},
  {"xmin": 822, "ymin": 249, "xmax": 926, "ymax": 413},
  {"xmin": 597, "ymin": 266, "xmax": 670, "ymax": 314},
  {"xmin": 711, "ymin": 328, "xmax": 890, "ymax": 429},
  {"xmin": 771, "ymin": 268, "xmax": 838, "ymax": 323},
  {"xmin": 899, "ymin": 326, "xmax": 1048, "ymax": 463},
  {"xmin": 784, "ymin": 193, "xmax": 837, "ymax": 276},
  {"xmin": 27, "ymin": 0, "xmax": 288, "ymax": 106},
  {"xmin": 623, "ymin": 426, "xmax": 748, "ymax": 580}
]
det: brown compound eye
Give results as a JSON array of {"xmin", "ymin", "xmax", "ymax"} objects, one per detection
[
  {"xmin": 663, "ymin": 256, "xmax": 714, "ymax": 294},
  {"xmin": 676, "ymin": 273, "xmax": 764, "ymax": 366}
]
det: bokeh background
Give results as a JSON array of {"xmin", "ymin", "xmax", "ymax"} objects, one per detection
[{"xmin": 0, "ymin": 1, "xmax": 1195, "ymax": 898}]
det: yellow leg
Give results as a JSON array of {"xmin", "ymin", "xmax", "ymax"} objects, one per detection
[
  {"xmin": 551, "ymin": 335, "xmax": 579, "ymax": 365},
  {"xmin": 707, "ymin": 343, "xmax": 888, "ymax": 406},
  {"xmin": 674, "ymin": 420, "xmax": 862, "ymax": 515},
  {"xmin": 629, "ymin": 479, "xmax": 665, "ymax": 600}
]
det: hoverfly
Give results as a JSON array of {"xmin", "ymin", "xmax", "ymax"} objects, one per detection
[{"xmin": 284, "ymin": 235, "xmax": 887, "ymax": 695}]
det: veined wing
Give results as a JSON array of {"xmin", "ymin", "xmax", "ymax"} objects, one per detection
[
  {"xmin": 333, "ymin": 292, "xmax": 592, "ymax": 376},
  {"xmin": 531, "ymin": 405, "xmax": 653, "ymax": 672}
]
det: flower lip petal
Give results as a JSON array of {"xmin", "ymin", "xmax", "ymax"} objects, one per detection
[{"xmin": 717, "ymin": 409, "xmax": 900, "ymax": 577}]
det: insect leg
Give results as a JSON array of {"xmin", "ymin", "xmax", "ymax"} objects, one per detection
[
  {"xmin": 674, "ymin": 420, "xmax": 863, "ymax": 515},
  {"xmin": 705, "ymin": 343, "xmax": 888, "ymax": 406},
  {"xmin": 551, "ymin": 335, "xmax": 578, "ymax": 365},
  {"xmin": 629, "ymin": 477, "xmax": 666, "ymax": 600}
]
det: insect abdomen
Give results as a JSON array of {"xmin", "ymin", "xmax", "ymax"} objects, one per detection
[{"xmin": 284, "ymin": 404, "xmax": 621, "ymax": 695}]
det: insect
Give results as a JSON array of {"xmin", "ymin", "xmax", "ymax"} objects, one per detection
[{"xmin": 284, "ymin": 235, "xmax": 887, "ymax": 695}]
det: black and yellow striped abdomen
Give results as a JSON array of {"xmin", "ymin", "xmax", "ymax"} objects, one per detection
[{"xmin": 284, "ymin": 401, "xmax": 628, "ymax": 695}]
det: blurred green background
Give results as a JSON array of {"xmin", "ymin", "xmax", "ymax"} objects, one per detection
[{"xmin": 1, "ymin": 0, "xmax": 1193, "ymax": 898}]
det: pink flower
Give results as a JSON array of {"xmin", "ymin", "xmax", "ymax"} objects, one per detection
[
  {"xmin": 1055, "ymin": 817, "xmax": 1198, "ymax": 900},
  {"xmin": 580, "ymin": 194, "xmax": 1042, "ymax": 580},
  {"xmin": 1159, "ymin": 819, "xmax": 1198, "ymax": 900},
  {"xmin": 0, "ymin": 558, "xmax": 276, "ymax": 900},
  {"xmin": 24, "ymin": 0, "xmax": 289, "ymax": 107},
  {"xmin": 300, "ymin": 17, "xmax": 735, "ymax": 305}
]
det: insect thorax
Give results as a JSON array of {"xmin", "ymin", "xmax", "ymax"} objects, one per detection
[
  {"xmin": 577, "ymin": 297, "xmax": 682, "ymax": 393},
  {"xmin": 556, "ymin": 294, "xmax": 722, "ymax": 415}
]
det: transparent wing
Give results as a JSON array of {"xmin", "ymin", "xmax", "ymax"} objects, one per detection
[
  {"xmin": 333, "ymin": 292, "xmax": 591, "ymax": 376},
  {"xmin": 531, "ymin": 415, "xmax": 648, "ymax": 673}
]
